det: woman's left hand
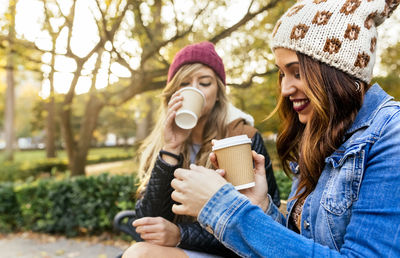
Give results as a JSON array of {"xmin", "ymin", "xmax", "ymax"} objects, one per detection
[
  {"xmin": 171, "ymin": 164, "xmax": 228, "ymax": 217},
  {"xmin": 132, "ymin": 217, "xmax": 181, "ymax": 246},
  {"xmin": 239, "ymin": 151, "xmax": 270, "ymax": 211}
]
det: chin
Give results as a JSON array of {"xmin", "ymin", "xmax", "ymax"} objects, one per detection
[{"xmin": 299, "ymin": 116, "xmax": 309, "ymax": 124}]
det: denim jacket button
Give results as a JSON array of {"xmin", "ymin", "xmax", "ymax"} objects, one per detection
[
  {"xmin": 205, "ymin": 225, "xmax": 214, "ymax": 234},
  {"xmin": 303, "ymin": 220, "xmax": 310, "ymax": 229}
]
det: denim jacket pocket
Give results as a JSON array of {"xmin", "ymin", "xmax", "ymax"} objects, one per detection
[
  {"xmin": 320, "ymin": 144, "xmax": 366, "ymax": 249},
  {"xmin": 322, "ymin": 143, "xmax": 366, "ymax": 216}
]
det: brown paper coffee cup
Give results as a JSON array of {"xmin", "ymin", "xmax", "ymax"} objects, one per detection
[
  {"xmin": 212, "ymin": 135, "xmax": 255, "ymax": 190},
  {"xmin": 175, "ymin": 87, "xmax": 205, "ymax": 129}
]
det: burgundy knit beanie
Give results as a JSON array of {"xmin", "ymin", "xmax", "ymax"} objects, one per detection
[{"xmin": 167, "ymin": 41, "xmax": 226, "ymax": 85}]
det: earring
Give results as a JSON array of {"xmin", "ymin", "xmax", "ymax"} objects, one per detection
[{"xmin": 354, "ymin": 80, "xmax": 361, "ymax": 92}]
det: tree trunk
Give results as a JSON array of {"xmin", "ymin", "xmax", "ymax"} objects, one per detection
[
  {"xmin": 46, "ymin": 94, "xmax": 56, "ymax": 157},
  {"xmin": 45, "ymin": 52, "xmax": 57, "ymax": 157},
  {"xmin": 70, "ymin": 95, "xmax": 104, "ymax": 176},
  {"xmin": 4, "ymin": 57, "xmax": 15, "ymax": 161},
  {"xmin": 4, "ymin": 0, "xmax": 16, "ymax": 161},
  {"xmin": 135, "ymin": 96, "xmax": 155, "ymax": 142},
  {"xmin": 60, "ymin": 103, "xmax": 75, "ymax": 165},
  {"xmin": 59, "ymin": 61, "xmax": 84, "ymax": 167}
]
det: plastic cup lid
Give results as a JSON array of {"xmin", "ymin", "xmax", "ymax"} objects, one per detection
[{"xmin": 212, "ymin": 134, "xmax": 252, "ymax": 151}]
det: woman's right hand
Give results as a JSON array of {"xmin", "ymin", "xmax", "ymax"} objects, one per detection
[{"xmin": 163, "ymin": 92, "xmax": 191, "ymax": 154}]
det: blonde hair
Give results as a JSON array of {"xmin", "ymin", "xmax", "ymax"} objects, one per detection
[{"xmin": 137, "ymin": 63, "xmax": 229, "ymax": 195}]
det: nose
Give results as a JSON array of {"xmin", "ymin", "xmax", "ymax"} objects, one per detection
[
  {"xmin": 280, "ymin": 78, "xmax": 296, "ymax": 97},
  {"xmin": 191, "ymin": 80, "xmax": 201, "ymax": 90}
]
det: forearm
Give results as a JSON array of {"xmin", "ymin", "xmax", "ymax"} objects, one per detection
[
  {"xmin": 197, "ymin": 184, "xmax": 341, "ymax": 257},
  {"xmin": 135, "ymin": 155, "xmax": 181, "ymax": 220},
  {"xmin": 178, "ymin": 222, "xmax": 240, "ymax": 257}
]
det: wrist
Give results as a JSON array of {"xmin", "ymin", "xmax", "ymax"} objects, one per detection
[
  {"xmin": 175, "ymin": 235, "xmax": 181, "ymax": 247},
  {"xmin": 175, "ymin": 224, "xmax": 183, "ymax": 247},
  {"xmin": 258, "ymin": 196, "xmax": 270, "ymax": 212},
  {"xmin": 162, "ymin": 145, "xmax": 182, "ymax": 155},
  {"xmin": 159, "ymin": 149, "xmax": 183, "ymax": 166}
]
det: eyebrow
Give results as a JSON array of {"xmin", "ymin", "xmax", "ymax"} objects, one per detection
[
  {"xmin": 275, "ymin": 61, "xmax": 299, "ymax": 69},
  {"xmin": 199, "ymin": 75, "xmax": 213, "ymax": 79}
]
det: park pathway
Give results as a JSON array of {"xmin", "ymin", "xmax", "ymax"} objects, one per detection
[{"xmin": 0, "ymin": 232, "xmax": 130, "ymax": 258}]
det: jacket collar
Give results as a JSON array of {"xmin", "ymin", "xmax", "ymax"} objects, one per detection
[
  {"xmin": 226, "ymin": 103, "xmax": 254, "ymax": 126},
  {"xmin": 346, "ymin": 83, "xmax": 393, "ymax": 135}
]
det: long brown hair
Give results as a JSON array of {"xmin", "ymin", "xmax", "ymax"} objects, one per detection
[
  {"xmin": 136, "ymin": 63, "xmax": 229, "ymax": 195},
  {"xmin": 276, "ymin": 52, "xmax": 368, "ymax": 200}
]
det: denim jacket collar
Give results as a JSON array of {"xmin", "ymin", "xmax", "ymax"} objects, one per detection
[{"xmin": 346, "ymin": 83, "xmax": 393, "ymax": 134}]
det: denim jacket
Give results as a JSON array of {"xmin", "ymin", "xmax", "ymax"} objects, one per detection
[{"xmin": 197, "ymin": 84, "xmax": 400, "ymax": 257}]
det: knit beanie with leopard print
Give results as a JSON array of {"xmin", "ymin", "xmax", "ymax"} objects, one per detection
[{"xmin": 271, "ymin": 0, "xmax": 399, "ymax": 83}]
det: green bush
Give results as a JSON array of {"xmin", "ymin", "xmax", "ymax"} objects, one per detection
[
  {"xmin": 0, "ymin": 153, "xmax": 133, "ymax": 183},
  {"xmin": 1, "ymin": 174, "xmax": 137, "ymax": 236},
  {"xmin": 0, "ymin": 182, "xmax": 21, "ymax": 232},
  {"xmin": 275, "ymin": 170, "xmax": 292, "ymax": 200},
  {"xmin": 86, "ymin": 153, "xmax": 133, "ymax": 164},
  {"xmin": 0, "ymin": 163, "xmax": 20, "ymax": 182}
]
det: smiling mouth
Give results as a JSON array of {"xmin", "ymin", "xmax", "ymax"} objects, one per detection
[{"xmin": 292, "ymin": 99, "xmax": 310, "ymax": 112}]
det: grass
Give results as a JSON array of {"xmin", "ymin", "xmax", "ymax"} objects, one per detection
[
  {"xmin": 0, "ymin": 147, "xmax": 136, "ymax": 164},
  {"xmin": 86, "ymin": 160, "xmax": 138, "ymax": 176}
]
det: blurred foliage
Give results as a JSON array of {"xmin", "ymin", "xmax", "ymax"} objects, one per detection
[
  {"xmin": 15, "ymin": 82, "xmax": 42, "ymax": 138},
  {"xmin": 0, "ymin": 182, "xmax": 21, "ymax": 232},
  {"xmin": 374, "ymin": 75, "xmax": 400, "ymax": 100},
  {"xmin": 275, "ymin": 170, "xmax": 292, "ymax": 200},
  {"xmin": 0, "ymin": 174, "xmax": 137, "ymax": 236},
  {"xmin": 230, "ymin": 73, "xmax": 280, "ymax": 133},
  {"xmin": 0, "ymin": 78, "xmax": 4, "ymax": 129},
  {"xmin": 0, "ymin": 147, "xmax": 136, "ymax": 182},
  {"xmin": 375, "ymin": 40, "xmax": 400, "ymax": 100},
  {"xmin": 380, "ymin": 41, "xmax": 400, "ymax": 76},
  {"xmin": 97, "ymin": 102, "xmax": 137, "ymax": 144}
]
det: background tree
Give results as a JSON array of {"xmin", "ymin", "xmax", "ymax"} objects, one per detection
[
  {"xmin": 374, "ymin": 41, "xmax": 400, "ymax": 99},
  {"xmin": 24, "ymin": 0, "xmax": 286, "ymax": 175},
  {"xmin": 97, "ymin": 101, "xmax": 138, "ymax": 147},
  {"xmin": 0, "ymin": 0, "xmax": 43, "ymax": 157},
  {"xmin": 3, "ymin": 0, "xmax": 17, "ymax": 161}
]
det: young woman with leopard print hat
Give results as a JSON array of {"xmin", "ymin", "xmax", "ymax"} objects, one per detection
[{"xmin": 168, "ymin": 0, "xmax": 400, "ymax": 257}]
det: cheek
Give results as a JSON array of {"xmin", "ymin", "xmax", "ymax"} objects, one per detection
[
  {"xmin": 205, "ymin": 93, "xmax": 218, "ymax": 109},
  {"xmin": 202, "ymin": 88, "xmax": 218, "ymax": 107}
]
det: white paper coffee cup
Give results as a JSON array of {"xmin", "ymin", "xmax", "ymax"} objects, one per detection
[
  {"xmin": 212, "ymin": 135, "xmax": 255, "ymax": 190},
  {"xmin": 175, "ymin": 87, "xmax": 206, "ymax": 129}
]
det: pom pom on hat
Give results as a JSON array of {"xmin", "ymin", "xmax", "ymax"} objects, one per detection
[
  {"xmin": 271, "ymin": 0, "xmax": 400, "ymax": 83},
  {"xmin": 167, "ymin": 41, "xmax": 226, "ymax": 85}
]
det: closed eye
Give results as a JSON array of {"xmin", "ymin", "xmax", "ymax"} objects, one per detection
[{"xmin": 180, "ymin": 82, "xmax": 190, "ymax": 87}]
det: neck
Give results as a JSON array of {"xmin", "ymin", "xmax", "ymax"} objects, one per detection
[{"xmin": 191, "ymin": 117, "xmax": 207, "ymax": 144}]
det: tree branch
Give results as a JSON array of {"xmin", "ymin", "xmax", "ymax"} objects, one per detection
[
  {"xmin": 134, "ymin": 0, "xmax": 154, "ymax": 42},
  {"xmin": 140, "ymin": 2, "xmax": 209, "ymax": 65},
  {"xmin": 228, "ymin": 69, "xmax": 277, "ymax": 88},
  {"xmin": 209, "ymin": 0, "xmax": 279, "ymax": 44}
]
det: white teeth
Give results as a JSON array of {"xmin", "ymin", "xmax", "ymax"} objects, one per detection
[{"xmin": 293, "ymin": 99, "xmax": 309, "ymax": 108}]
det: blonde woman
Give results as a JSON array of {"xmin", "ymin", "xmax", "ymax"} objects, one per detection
[{"xmin": 123, "ymin": 42, "xmax": 280, "ymax": 258}]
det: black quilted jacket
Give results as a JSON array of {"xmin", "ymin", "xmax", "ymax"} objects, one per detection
[{"xmin": 135, "ymin": 132, "xmax": 280, "ymax": 257}]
